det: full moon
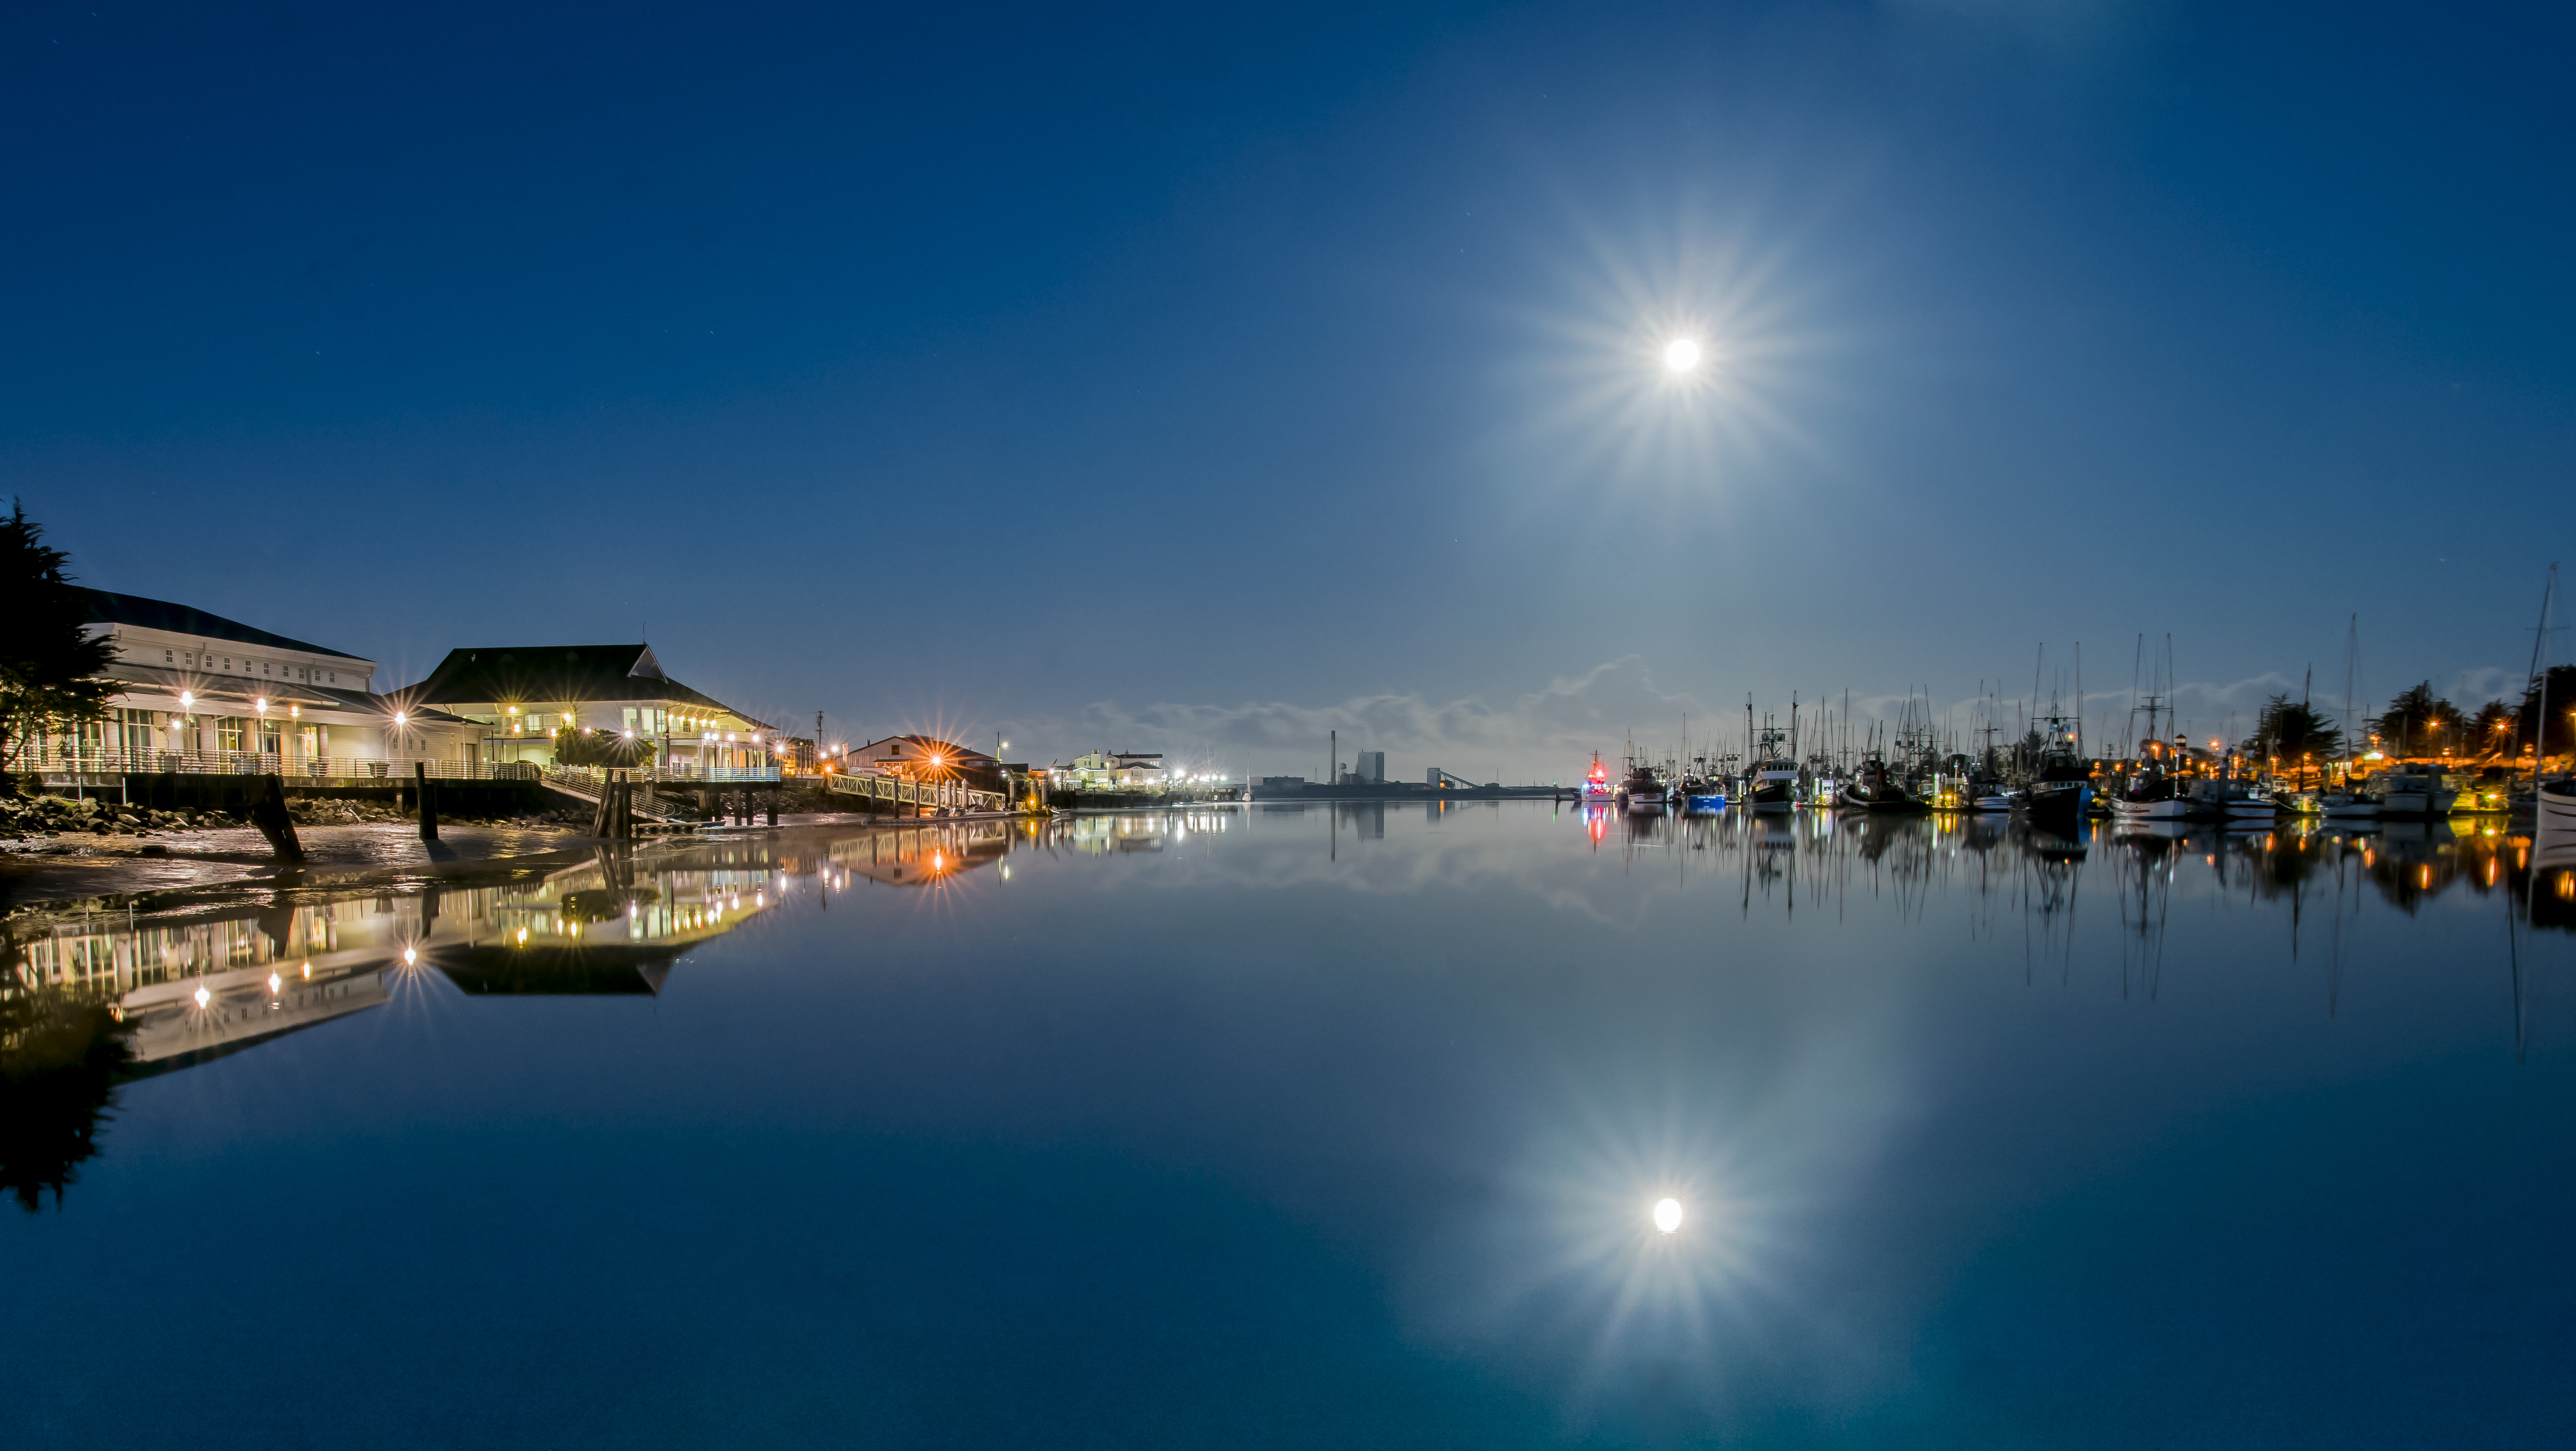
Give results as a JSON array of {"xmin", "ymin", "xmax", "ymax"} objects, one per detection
[
  {"xmin": 1652, "ymin": 1197, "xmax": 1685, "ymax": 1234},
  {"xmin": 1662, "ymin": 338, "xmax": 1701, "ymax": 372}
]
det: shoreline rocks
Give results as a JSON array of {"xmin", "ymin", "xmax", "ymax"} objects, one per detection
[{"xmin": 0, "ymin": 792, "xmax": 594, "ymax": 842}]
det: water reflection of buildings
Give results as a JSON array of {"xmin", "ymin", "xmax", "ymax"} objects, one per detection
[
  {"xmin": 8, "ymin": 820, "xmax": 1074, "ymax": 1077},
  {"xmin": 9, "ymin": 843, "xmax": 792, "ymax": 1071},
  {"xmin": 819, "ymin": 818, "xmax": 1016, "ymax": 883},
  {"xmin": 11, "ymin": 807, "xmax": 2566, "ymax": 1085},
  {"xmin": 1058, "ymin": 810, "xmax": 1235, "ymax": 855},
  {"xmin": 0, "ymin": 820, "xmax": 1061, "ymax": 1209}
]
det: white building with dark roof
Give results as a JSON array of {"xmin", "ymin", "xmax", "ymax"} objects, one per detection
[
  {"xmin": 399, "ymin": 643, "xmax": 778, "ymax": 779},
  {"xmin": 27, "ymin": 590, "xmax": 478, "ymax": 778}
]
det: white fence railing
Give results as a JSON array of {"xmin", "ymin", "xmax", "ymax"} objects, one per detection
[
  {"xmin": 26, "ymin": 750, "xmax": 532, "ymax": 781},
  {"xmin": 22, "ymin": 750, "xmax": 782, "ymax": 785},
  {"xmin": 822, "ymin": 771, "xmax": 1006, "ymax": 813}
]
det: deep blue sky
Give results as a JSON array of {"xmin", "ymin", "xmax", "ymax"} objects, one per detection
[{"xmin": 6, "ymin": 1, "xmax": 2571, "ymax": 772}]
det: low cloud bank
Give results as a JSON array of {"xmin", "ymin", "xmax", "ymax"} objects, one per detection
[{"xmin": 1014, "ymin": 657, "xmax": 2523, "ymax": 779}]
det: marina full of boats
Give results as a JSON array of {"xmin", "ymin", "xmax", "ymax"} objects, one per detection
[{"xmin": 1589, "ymin": 728, "xmax": 2569, "ymax": 834}]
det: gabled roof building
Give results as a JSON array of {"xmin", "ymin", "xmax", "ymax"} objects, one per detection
[{"xmin": 400, "ymin": 644, "xmax": 778, "ymax": 779}]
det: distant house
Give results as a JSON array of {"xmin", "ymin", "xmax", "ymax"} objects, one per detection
[
  {"xmin": 35, "ymin": 589, "xmax": 476, "ymax": 775},
  {"xmin": 845, "ymin": 735, "xmax": 1001, "ymax": 792},
  {"xmin": 1060, "ymin": 749, "xmax": 1167, "ymax": 788},
  {"xmin": 400, "ymin": 644, "xmax": 777, "ymax": 779}
]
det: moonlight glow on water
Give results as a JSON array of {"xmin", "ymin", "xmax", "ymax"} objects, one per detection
[{"xmin": 7, "ymin": 803, "xmax": 2575, "ymax": 1448}]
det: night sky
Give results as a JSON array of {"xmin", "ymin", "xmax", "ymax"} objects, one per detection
[{"xmin": 7, "ymin": 2, "xmax": 2571, "ymax": 776}]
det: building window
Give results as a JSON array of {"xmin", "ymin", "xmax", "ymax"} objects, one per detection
[
  {"xmin": 217, "ymin": 718, "xmax": 245, "ymax": 753},
  {"xmin": 164, "ymin": 650, "xmax": 173, "ymax": 663},
  {"xmin": 116, "ymin": 708, "xmax": 156, "ymax": 759}
]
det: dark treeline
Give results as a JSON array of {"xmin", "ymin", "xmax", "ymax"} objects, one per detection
[{"xmin": 2238, "ymin": 667, "xmax": 2576, "ymax": 761}]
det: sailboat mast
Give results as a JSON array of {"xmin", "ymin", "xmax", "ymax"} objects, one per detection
[{"xmin": 2530, "ymin": 565, "xmax": 2559, "ymax": 784}]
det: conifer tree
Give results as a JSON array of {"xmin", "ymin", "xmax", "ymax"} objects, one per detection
[{"xmin": 0, "ymin": 501, "xmax": 117, "ymax": 795}]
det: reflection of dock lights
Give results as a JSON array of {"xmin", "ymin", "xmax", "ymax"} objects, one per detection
[
  {"xmin": 402, "ymin": 947, "xmax": 417, "ymax": 966},
  {"xmin": 1653, "ymin": 1197, "xmax": 1685, "ymax": 1234},
  {"xmin": 193, "ymin": 985, "xmax": 211, "ymax": 1009},
  {"xmin": 268, "ymin": 972, "xmax": 281, "ymax": 994}
]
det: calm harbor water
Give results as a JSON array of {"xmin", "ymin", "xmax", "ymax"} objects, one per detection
[{"xmin": 8, "ymin": 803, "xmax": 2575, "ymax": 1448}]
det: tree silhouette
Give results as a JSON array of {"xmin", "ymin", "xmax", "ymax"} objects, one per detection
[
  {"xmin": 2370, "ymin": 681, "xmax": 2465, "ymax": 757},
  {"xmin": 0, "ymin": 989, "xmax": 135, "ymax": 1212},
  {"xmin": 0, "ymin": 500, "xmax": 119, "ymax": 795},
  {"xmin": 2516, "ymin": 665, "xmax": 2576, "ymax": 759},
  {"xmin": 2240, "ymin": 693, "xmax": 2344, "ymax": 763}
]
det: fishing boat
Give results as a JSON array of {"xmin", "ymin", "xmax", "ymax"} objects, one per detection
[
  {"xmin": 1682, "ymin": 782, "xmax": 1727, "ymax": 814},
  {"xmin": 1838, "ymin": 754, "xmax": 1929, "ymax": 812},
  {"xmin": 2110, "ymin": 769, "xmax": 2197, "ymax": 823},
  {"xmin": 2370, "ymin": 761, "xmax": 2458, "ymax": 819},
  {"xmin": 1617, "ymin": 760, "xmax": 1665, "ymax": 814},
  {"xmin": 1580, "ymin": 752, "xmax": 1612, "ymax": 799},
  {"xmin": 1745, "ymin": 726, "xmax": 1799, "ymax": 811},
  {"xmin": 1964, "ymin": 755, "xmax": 2014, "ymax": 811},
  {"xmin": 1798, "ymin": 751, "xmax": 1841, "ymax": 808},
  {"xmin": 2014, "ymin": 715, "xmax": 2093, "ymax": 832}
]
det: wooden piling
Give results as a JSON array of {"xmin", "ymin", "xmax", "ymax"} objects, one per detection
[
  {"xmin": 247, "ymin": 773, "xmax": 306, "ymax": 863},
  {"xmin": 417, "ymin": 762, "xmax": 438, "ymax": 840}
]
